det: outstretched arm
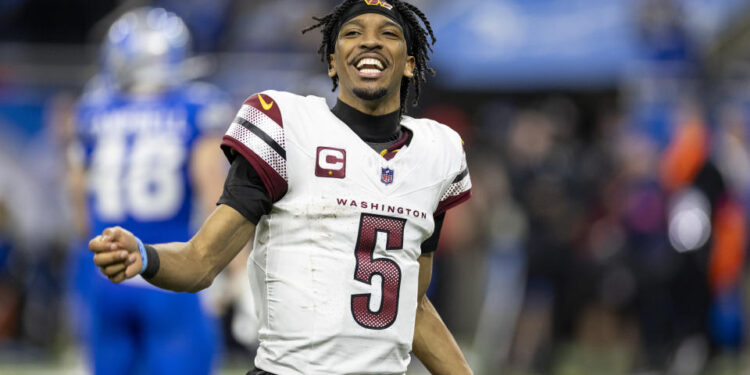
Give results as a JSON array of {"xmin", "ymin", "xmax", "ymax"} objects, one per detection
[
  {"xmin": 412, "ymin": 253, "xmax": 473, "ymax": 375},
  {"xmin": 89, "ymin": 204, "xmax": 254, "ymax": 293}
]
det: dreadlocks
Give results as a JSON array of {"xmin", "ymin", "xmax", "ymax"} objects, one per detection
[{"xmin": 302, "ymin": 0, "xmax": 436, "ymax": 115}]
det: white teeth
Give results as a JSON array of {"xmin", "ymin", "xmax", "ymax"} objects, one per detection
[
  {"xmin": 359, "ymin": 68, "xmax": 381, "ymax": 74},
  {"xmin": 356, "ymin": 58, "xmax": 384, "ymax": 70}
]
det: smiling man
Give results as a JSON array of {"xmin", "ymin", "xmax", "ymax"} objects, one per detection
[{"xmin": 88, "ymin": 1, "xmax": 473, "ymax": 374}]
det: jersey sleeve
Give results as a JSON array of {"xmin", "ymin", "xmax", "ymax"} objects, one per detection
[
  {"xmin": 217, "ymin": 155, "xmax": 272, "ymax": 224},
  {"xmin": 434, "ymin": 143, "xmax": 472, "ymax": 216},
  {"xmin": 220, "ymin": 92, "xmax": 288, "ymax": 202}
]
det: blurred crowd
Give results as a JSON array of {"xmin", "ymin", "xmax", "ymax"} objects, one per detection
[{"xmin": 1, "ymin": 0, "xmax": 750, "ymax": 374}]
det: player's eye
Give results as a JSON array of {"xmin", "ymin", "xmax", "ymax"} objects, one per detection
[{"xmin": 343, "ymin": 30, "xmax": 360, "ymax": 37}]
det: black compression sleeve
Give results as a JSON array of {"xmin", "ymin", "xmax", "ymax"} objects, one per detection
[
  {"xmin": 217, "ymin": 155, "xmax": 272, "ymax": 225},
  {"xmin": 421, "ymin": 213, "xmax": 445, "ymax": 254}
]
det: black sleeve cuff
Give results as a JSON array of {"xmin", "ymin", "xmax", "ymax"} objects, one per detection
[{"xmin": 421, "ymin": 213, "xmax": 445, "ymax": 254}]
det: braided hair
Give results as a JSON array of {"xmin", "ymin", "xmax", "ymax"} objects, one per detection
[{"xmin": 302, "ymin": 0, "xmax": 436, "ymax": 115}]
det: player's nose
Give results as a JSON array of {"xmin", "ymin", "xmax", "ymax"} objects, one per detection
[{"xmin": 358, "ymin": 30, "xmax": 383, "ymax": 49}]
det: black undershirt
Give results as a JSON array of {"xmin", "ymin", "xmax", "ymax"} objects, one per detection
[
  {"xmin": 217, "ymin": 99, "xmax": 444, "ymax": 253},
  {"xmin": 331, "ymin": 99, "xmax": 402, "ymax": 143}
]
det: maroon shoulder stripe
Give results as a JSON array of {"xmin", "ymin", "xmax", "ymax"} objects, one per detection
[{"xmin": 244, "ymin": 93, "xmax": 283, "ymax": 127}]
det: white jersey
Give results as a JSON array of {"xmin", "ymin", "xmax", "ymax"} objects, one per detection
[{"xmin": 221, "ymin": 90, "xmax": 471, "ymax": 375}]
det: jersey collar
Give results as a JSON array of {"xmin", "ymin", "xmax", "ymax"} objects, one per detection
[{"xmin": 331, "ymin": 99, "xmax": 401, "ymax": 143}]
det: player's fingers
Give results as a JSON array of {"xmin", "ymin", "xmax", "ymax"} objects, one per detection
[
  {"xmin": 93, "ymin": 250, "xmax": 129, "ymax": 268},
  {"xmin": 90, "ymin": 239, "xmax": 123, "ymax": 253},
  {"xmin": 88, "ymin": 235, "xmax": 110, "ymax": 253},
  {"xmin": 125, "ymin": 261, "xmax": 142, "ymax": 279},
  {"xmin": 101, "ymin": 226, "xmax": 123, "ymax": 242},
  {"xmin": 102, "ymin": 262, "xmax": 127, "ymax": 276},
  {"xmin": 108, "ymin": 270, "xmax": 127, "ymax": 284},
  {"xmin": 98, "ymin": 262, "xmax": 125, "ymax": 277},
  {"xmin": 103, "ymin": 227, "xmax": 138, "ymax": 252}
]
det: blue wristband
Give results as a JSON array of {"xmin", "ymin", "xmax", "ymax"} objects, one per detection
[{"xmin": 136, "ymin": 237, "xmax": 148, "ymax": 274}]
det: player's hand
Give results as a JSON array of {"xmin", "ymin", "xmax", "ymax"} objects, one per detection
[{"xmin": 88, "ymin": 226, "xmax": 143, "ymax": 283}]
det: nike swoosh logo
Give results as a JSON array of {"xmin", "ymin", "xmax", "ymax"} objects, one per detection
[{"xmin": 258, "ymin": 94, "xmax": 274, "ymax": 111}]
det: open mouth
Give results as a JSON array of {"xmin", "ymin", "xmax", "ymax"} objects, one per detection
[{"xmin": 354, "ymin": 56, "xmax": 386, "ymax": 78}]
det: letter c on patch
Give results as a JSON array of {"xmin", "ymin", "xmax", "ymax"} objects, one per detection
[
  {"xmin": 319, "ymin": 149, "xmax": 344, "ymax": 170},
  {"xmin": 315, "ymin": 147, "xmax": 346, "ymax": 179}
]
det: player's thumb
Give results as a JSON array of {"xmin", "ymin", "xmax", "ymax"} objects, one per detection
[
  {"xmin": 102, "ymin": 226, "xmax": 124, "ymax": 241},
  {"xmin": 105, "ymin": 226, "xmax": 138, "ymax": 253}
]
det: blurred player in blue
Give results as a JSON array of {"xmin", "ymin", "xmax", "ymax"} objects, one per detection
[{"xmin": 68, "ymin": 7, "xmax": 231, "ymax": 375}]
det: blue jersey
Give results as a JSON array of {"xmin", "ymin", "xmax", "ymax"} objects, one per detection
[{"xmin": 76, "ymin": 80, "xmax": 231, "ymax": 244}]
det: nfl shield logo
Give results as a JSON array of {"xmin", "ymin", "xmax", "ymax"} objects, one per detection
[{"xmin": 381, "ymin": 167, "xmax": 394, "ymax": 185}]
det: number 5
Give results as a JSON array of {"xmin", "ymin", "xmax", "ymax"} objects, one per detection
[{"xmin": 351, "ymin": 214, "xmax": 406, "ymax": 330}]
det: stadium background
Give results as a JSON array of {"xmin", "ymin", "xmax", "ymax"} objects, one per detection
[{"xmin": 1, "ymin": 0, "xmax": 750, "ymax": 374}]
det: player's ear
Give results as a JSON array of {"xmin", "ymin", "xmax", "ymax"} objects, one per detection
[
  {"xmin": 403, "ymin": 55, "xmax": 415, "ymax": 79},
  {"xmin": 328, "ymin": 54, "xmax": 337, "ymax": 78}
]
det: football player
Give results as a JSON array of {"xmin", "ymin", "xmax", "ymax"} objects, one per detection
[
  {"xmin": 70, "ymin": 7, "xmax": 230, "ymax": 375},
  {"xmin": 89, "ymin": 1, "xmax": 473, "ymax": 374}
]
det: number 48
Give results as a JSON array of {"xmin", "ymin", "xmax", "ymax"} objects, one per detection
[{"xmin": 89, "ymin": 134, "xmax": 185, "ymax": 221}]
